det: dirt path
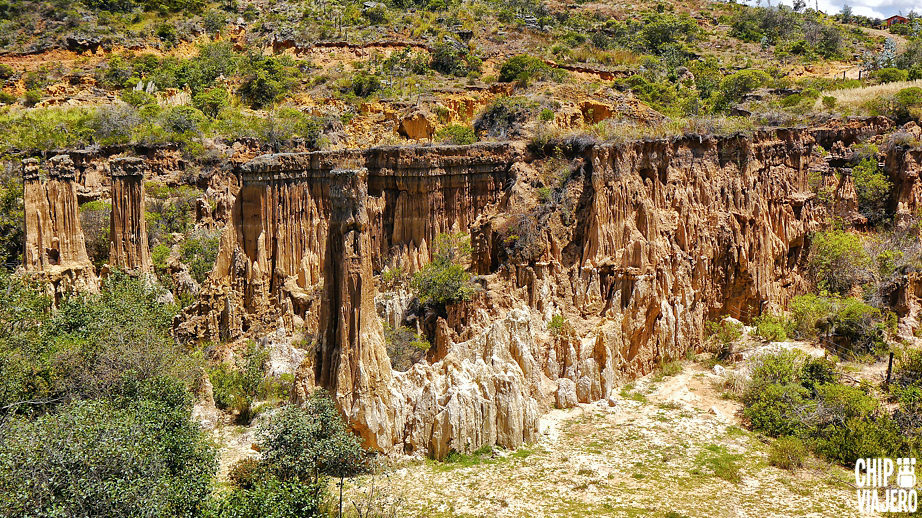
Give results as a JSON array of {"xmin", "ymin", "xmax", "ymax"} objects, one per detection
[
  {"xmin": 341, "ymin": 361, "xmax": 863, "ymax": 517},
  {"xmin": 863, "ymin": 27, "xmax": 909, "ymax": 53}
]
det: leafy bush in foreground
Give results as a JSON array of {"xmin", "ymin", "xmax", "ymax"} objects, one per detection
[
  {"xmin": 0, "ymin": 378, "xmax": 216, "ymax": 518},
  {"xmin": 742, "ymin": 350, "xmax": 913, "ymax": 467}
]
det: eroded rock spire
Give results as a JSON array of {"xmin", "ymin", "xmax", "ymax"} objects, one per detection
[{"xmin": 315, "ymin": 168, "xmax": 395, "ymax": 451}]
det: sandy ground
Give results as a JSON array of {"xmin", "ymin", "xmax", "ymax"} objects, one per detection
[{"xmin": 337, "ymin": 359, "xmax": 866, "ymax": 517}]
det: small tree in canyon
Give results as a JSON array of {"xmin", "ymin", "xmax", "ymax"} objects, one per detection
[{"xmin": 411, "ymin": 232, "xmax": 475, "ymax": 309}]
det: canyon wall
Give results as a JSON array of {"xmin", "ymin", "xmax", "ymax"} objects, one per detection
[
  {"xmin": 887, "ymin": 123, "xmax": 922, "ymax": 225},
  {"xmin": 20, "ymin": 118, "xmax": 902, "ymax": 457},
  {"xmin": 175, "ymin": 144, "xmax": 517, "ymax": 343},
  {"xmin": 177, "ymin": 118, "xmax": 893, "ymax": 456}
]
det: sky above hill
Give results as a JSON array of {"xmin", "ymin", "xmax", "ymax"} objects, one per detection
[{"xmin": 745, "ymin": 0, "xmax": 917, "ymax": 19}]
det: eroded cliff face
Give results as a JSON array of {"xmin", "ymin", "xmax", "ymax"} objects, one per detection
[
  {"xmin": 175, "ymin": 144, "xmax": 517, "ymax": 343},
  {"xmin": 887, "ymin": 123, "xmax": 922, "ymax": 226},
  {"xmin": 20, "ymin": 117, "xmax": 904, "ymax": 457},
  {"xmin": 23, "ymin": 155, "xmax": 98, "ymax": 295},
  {"xmin": 883, "ymin": 123, "xmax": 922, "ymax": 338},
  {"xmin": 169, "ymin": 118, "xmax": 897, "ymax": 457},
  {"xmin": 108, "ymin": 157, "xmax": 152, "ymax": 273},
  {"xmin": 313, "ymin": 168, "xmax": 395, "ymax": 451}
]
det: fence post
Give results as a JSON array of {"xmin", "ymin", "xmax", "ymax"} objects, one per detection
[{"xmin": 886, "ymin": 351, "xmax": 894, "ymax": 385}]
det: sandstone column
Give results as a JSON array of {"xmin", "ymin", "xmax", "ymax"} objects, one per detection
[
  {"xmin": 22, "ymin": 155, "xmax": 97, "ymax": 291},
  {"xmin": 108, "ymin": 157, "xmax": 152, "ymax": 272},
  {"xmin": 315, "ymin": 168, "xmax": 395, "ymax": 451}
]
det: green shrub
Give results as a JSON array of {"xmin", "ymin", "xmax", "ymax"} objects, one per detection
[
  {"xmin": 120, "ymin": 89, "xmax": 157, "ymax": 108},
  {"xmin": 49, "ymin": 272, "xmax": 189, "ymax": 400},
  {"xmin": 637, "ymin": 12, "xmax": 700, "ymax": 55},
  {"xmin": 363, "ymin": 3, "xmax": 388, "ymax": 23},
  {"xmin": 0, "ymin": 380, "xmax": 216, "ymax": 517},
  {"xmin": 257, "ymin": 392, "xmax": 366, "ymax": 484},
  {"xmin": 790, "ymin": 293, "xmax": 888, "ymax": 356},
  {"xmin": 193, "ymin": 87, "xmax": 230, "ymax": 117},
  {"xmin": 23, "ymin": 89, "xmax": 41, "ymax": 106},
  {"xmin": 435, "ymin": 124, "xmax": 477, "ymax": 145},
  {"xmin": 813, "ymin": 415, "xmax": 902, "ymax": 465},
  {"xmin": 350, "ymin": 72, "xmax": 381, "ymax": 97},
  {"xmin": 768, "ymin": 436, "xmax": 808, "ymax": 470},
  {"xmin": 750, "ymin": 350, "xmax": 803, "ymax": 385},
  {"xmin": 209, "ymin": 341, "xmax": 268, "ymax": 423},
  {"xmin": 616, "ymin": 75, "xmax": 681, "ymax": 115},
  {"xmin": 430, "ymin": 42, "xmax": 481, "ymax": 77},
  {"xmin": 743, "ymin": 382, "xmax": 814, "ymax": 437},
  {"xmin": 893, "ymin": 349, "xmax": 922, "ymax": 389},
  {"xmin": 706, "ymin": 318, "xmax": 744, "ymax": 344},
  {"xmin": 256, "ymin": 108, "xmax": 323, "ymax": 149},
  {"xmin": 548, "ymin": 314, "xmax": 567, "ymax": 335},
  {"xmin": 0, "ymin": 273, "xmax": 54, "ymax": 412},
  {"xmin": 179, "ymin": 227, "xmax": 221, "ymax": 284},
  {"xmin": 162, "ymin": 105, "xmax": 206, "ymax": 135},
  {"xmin": 90, "ymin": 104, "xmax": 140, "ymax": 144},
  {"xmin": 79, "ymin": 199, "xmax": 111, "ymax": 268},
  {"xmin": 498, "ymin": 54, "xmax": 552, "ymax": 84},
  {"xmin": 209, "ymin": 475, "xmax": 324, "ymax": 518},
  {"xmin": 706, "ymin": 318, "xmax": 743, "ymax": 361},
  {"xmin": 411, "ymin": 232, "xmax": 474, "ymax": 308},
  {"xmin": 822, "ymin": 95, "xmax": 837, "ymax": 109},
  {"xmin": 800, "ymin": 356, "xmax": 838, "ymax": 392},
  {"xmin": 379, "ymin": 266, "xmax": 405, "ymax": 290},
  {"xmin": 209, "ymin": 363, "xmax": 244, "ymax": 412},
  {"xmin": 203, "ymin": 8, "xmax": 228, "ymax": 34},
  {"xmin": 874, "ymin": 67, "xmax": 908, "ymax": 84},
  {"xmin": 716, "ymin": 69, "xmax": 770, "ymax": 110},
  {"xmin": 753, "ymin": 313, "xmax": 792, "ymax": 342},
  {"xmin": 815, "ymin": 383, "xmax": 878, "ymax": 421},
  {"xmin": 808, "ymin": 229, "xmax": 869, "ymax": 294},
  {"xmin": 895, "ymin": 87, "xmax": 922, "ymax": 109},
  {"xmin": 789, "ymin": 294, "xmax": 835, "ymax": 339},
  {"xmin": 851, "ymin": 157, "xmax": 892, "ymax": 224},
  {"xmin": 0, "ymin": 107, "xmax": 95, "ymax": 151},
  {"xmin": 866, "ymin": 91, "xmax": 922, "ymax": 122},
  {"xmin": 383, "ymin": 323, "xmax": 430, "ymax": 371},
  {"xmin": 156, "ymin": 23, "xmax": 178, "ymax": 45},
  {"xmin": 0, "ymin": 171, "xmax": 23, "ymax": 265},
  {"xmin": 151, "ymin": 243, "xmax": 170, "ymax": 271},
  {"xmin": 831, "ymin": 296, "xmax": 886, "ymax": 355},
  {"xmin": 218, "ymin": 392, "xmax": 368, "ymax": 516},
  {"xmin": 238, "ymin": 54, "xmax": 296, "ymax": 108},
  {"xmin": 227, "ymin": 458, "xmax": 265, "ymax": 490}
]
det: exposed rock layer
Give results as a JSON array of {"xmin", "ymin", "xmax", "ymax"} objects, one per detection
[
  {"xmin": 108, "ymin": 157, "xmax": 152, "ymax": 272},
  {"xmin": 22, "ymin": 118, "xmax": 904, "ymax": 457},
  {"xmin": 178, "ymin": 118, "xmax": 894, "ymax": 457},
  {"xmin": 22, "ymin": 155, "xmax": 98, "ymax": 295},
  {"xmin": 314, "ymin": 168, "xmax": 395, "ymax": 451},
  {"xmin": 176, "ymin": 144, "xmax": 516, "ymax": 343}
]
